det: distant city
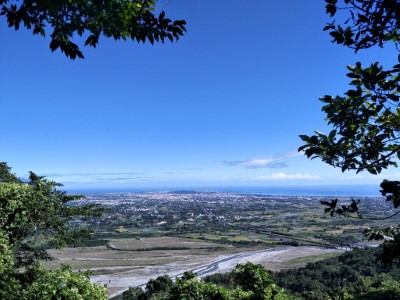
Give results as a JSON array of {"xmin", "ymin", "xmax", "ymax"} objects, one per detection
[{"xmin": 66, "ymin": 184, "xmax": 382, "ymax": 197}]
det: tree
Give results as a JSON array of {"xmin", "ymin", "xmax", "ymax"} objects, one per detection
[
  {"xmin": 232, "ymin": 262, "xmax": 284, "ymax": 300},
  {"xmin": 274, "ymin": 247, "xmax": 400, "ymax": 299},
  {"xmin": 0, "ymin": 229, "xmax": 20, "ymax": 300},
  {"xmin": 22, "ymin": 265, "xmax": 107, "ymax": 300},
  {"xmin": 299, "ymin": 0, "xmax": 400, "ymax": 265},
  {"xmin": 352, "ymin": 279, "xmax": 400, "ymax": 300},
  {"xmin": 121, "ymin": 286, "xmax": 146, "ymax": 300},
  {"xmin": 1, "ymin": 0, "xmax": 186, "ymax": 59},
  {"xmin": 0, "ymin": 162, "xmax": 20, "ymax": 183},
  {"xmin": 166, "ymin": 274, "xmax": 252, "ymax": 300},
  {"xmin": 232, "ymin": 262, "xmax": 273, "ymax": 293},
  {"xmin": 0, "ymin": 162, "xmax": 107, "ymax": 298},
  {"xmin": 145, "ymin": 275, "xmax": 173, "ymax": 297},
  {"xmin": 0, "ymin": 162, "xmax": 104, "ymax": 268}
]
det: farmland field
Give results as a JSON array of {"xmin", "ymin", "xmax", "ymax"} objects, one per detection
[{"xmin": 40, "ymin": 190, "xmax": 400, "ymax": 297}]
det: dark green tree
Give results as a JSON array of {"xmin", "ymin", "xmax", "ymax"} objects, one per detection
[
  {"xmin": 145, "ymin": 275, "xmax": 173, "ymax": 297},
  {"xmin": 352, "ymin": 279, "xmax": 400, "ymax": 300},
  {"xmin": 274, "ymin": 248, "xmax": 400, "ymax": 300},
  {"xmin": 324, "ymin": 0, "xmax": 400, "ymax": 51},
  {"xmin": 181, "ymin": 271, "xmax": 197, "ymax": 281},
  {"xmin": 299, "ymin": 0, "xmax": 400, "ymax": 265},
  {"xmin": 0, "ymin": 162, "xmax": 20, "ymax": 183},
  {"xmin": 1, "ymin": 0, "xmax": 186, "ymax": 59},
  {"xmin": 121, "ymin": 287, "xmax": 146, "ymax": 300},
  {"xmin": 232, "ymin": 262, "xmax": 275, "ymax": 300}
]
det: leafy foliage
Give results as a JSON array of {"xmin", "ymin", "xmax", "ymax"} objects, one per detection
[
  {"xmin": 121, "ymin": 287, "xmax": 145, "ymax": 300},
  {"xmin": 0, "ymin": 163, "xmax": 104, "ymax": 268},
  {"xmin": 321, "ymin": 199, "xmax": 361, "ymax": 218},
  {"xmin": 145, "ymin": 274, "xmax": 173, "ymax": 298},
  {"xmin": 324, "ymin": 0, "xmax": 400, "ymax": 51},
  {"xmin": 275, "ymin": 248, "xmax": 400, "ymax": 300},
  {"xmin": 122, "ymin": 287, "xmax": 147, "ymax": 300},
  {"xmin": 231, "ymin": 262, "xmax": 275, "ymax": 300},
  {"xmin": 0, "ymin": 162, "xmax": 107, "ymax": 299},
  {"xmin": 0, "ymin": 230, "xmax": 20, "ymax": 300},
  {"xmin": 22, "ymin": 265, "xmax": 107, "ymax": 300},
  {"xmin": 203, "ymin": 273, "xmax": 233, "ymax": 287},
  {"xmin": 351, "ymin": 279, "xmax": 400, "ymax": 300},
  {"xmin": 0, "ymin": 162, "xmax": 20, "ymax": 183},
  {"xmin": 299, "ymin": 60, "xmax": 400, "ymax": 176},
  {"xmin": 1, "ymin": 0, "xmax": 186, "ymax": 59},
  {"xmin": 299, "ymin": 0, "xmax": 400, "ymax": 265},
  {"xmin": 166, "ymin": 277, "xmax": 224, "ymax": 300}
]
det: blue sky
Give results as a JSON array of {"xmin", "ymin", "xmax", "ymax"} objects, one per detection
[{"xmin": 1, "ymin": 1, "xmax": 398, "ymax": 189}]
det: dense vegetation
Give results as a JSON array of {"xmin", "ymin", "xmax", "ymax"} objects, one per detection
[
  {"xmin": 1, "ymin": 0, "xmax": 186, "ymax": 59},
  {"xmin": 0, "ymin": 163, "xmax": 107, "ymax": 299},
  {"xmin": 300, "ymin": 0, "xmax": 400, "ymax": 265},
  {"xmin": 275, "ymin": 248, "xmax": 400, "ymax": 299}
]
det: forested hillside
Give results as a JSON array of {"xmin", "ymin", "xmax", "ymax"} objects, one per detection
[{"xmin": 275, "ymin": 248, "xmax": 400, "ymax": 299}]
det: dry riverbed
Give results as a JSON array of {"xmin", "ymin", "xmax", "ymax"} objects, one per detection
[{"xmin": 45, "ymin": 237, "xmax": 342, "ymax": 298}]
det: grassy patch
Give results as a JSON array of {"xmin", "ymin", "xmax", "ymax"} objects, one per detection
[
  {"xmin": 283, "ymin": 253, "xmax": 341, "ymax": 267},
  {"xmin": 44, "ymin": 257, "xmax": 179, "ymax": 270},
  {"xmin": 88, "ymin": 267, "xmax": 140, "ymax": 275}
]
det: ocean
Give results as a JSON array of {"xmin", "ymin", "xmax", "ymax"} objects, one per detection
[{"xmin": 66, "ymin": 184, "xmax": 382, "ymax": 197}]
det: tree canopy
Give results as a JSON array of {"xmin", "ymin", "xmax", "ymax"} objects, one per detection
[
  {"xmin": 1, "ymin": 0, "xmax": 186, "ymax": 59},
  {"xmin": 299, "ymin": 0, "xmax": 400, "ymax": 265},
  {"xmin": 275, "ymin": 248, "xmax": 400, "ymax": 300},
  {"xmin": 0, "ymin": 162, "xmax": 107, "ymax": 299},
  {"xmin": 324, "ymin": 0, "xmax": 400, "ymax": 51},
  {"xmin": 0, "ymin": 162, "xmax": 104, "ymax": 268}
]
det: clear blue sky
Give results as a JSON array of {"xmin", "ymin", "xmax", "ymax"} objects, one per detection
[{"xmin": 0, "ymin": 1, "xmax": 397, "ymax": 189}]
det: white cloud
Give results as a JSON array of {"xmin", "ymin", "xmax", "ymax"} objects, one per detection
[
  {"xmin": 41, "ymin": 172, "xmax": 154, "ymax": 184},
  {"xmin": 235, "ymin": 158, "xmax": 287, "ymax": 169},
  {"xmin": 253, "ymin": 172, "xmax": 321, "ymax": 181},
  {"xmin": 223, "ymin": 151, "xmax": 301, "ymax": 169}
]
